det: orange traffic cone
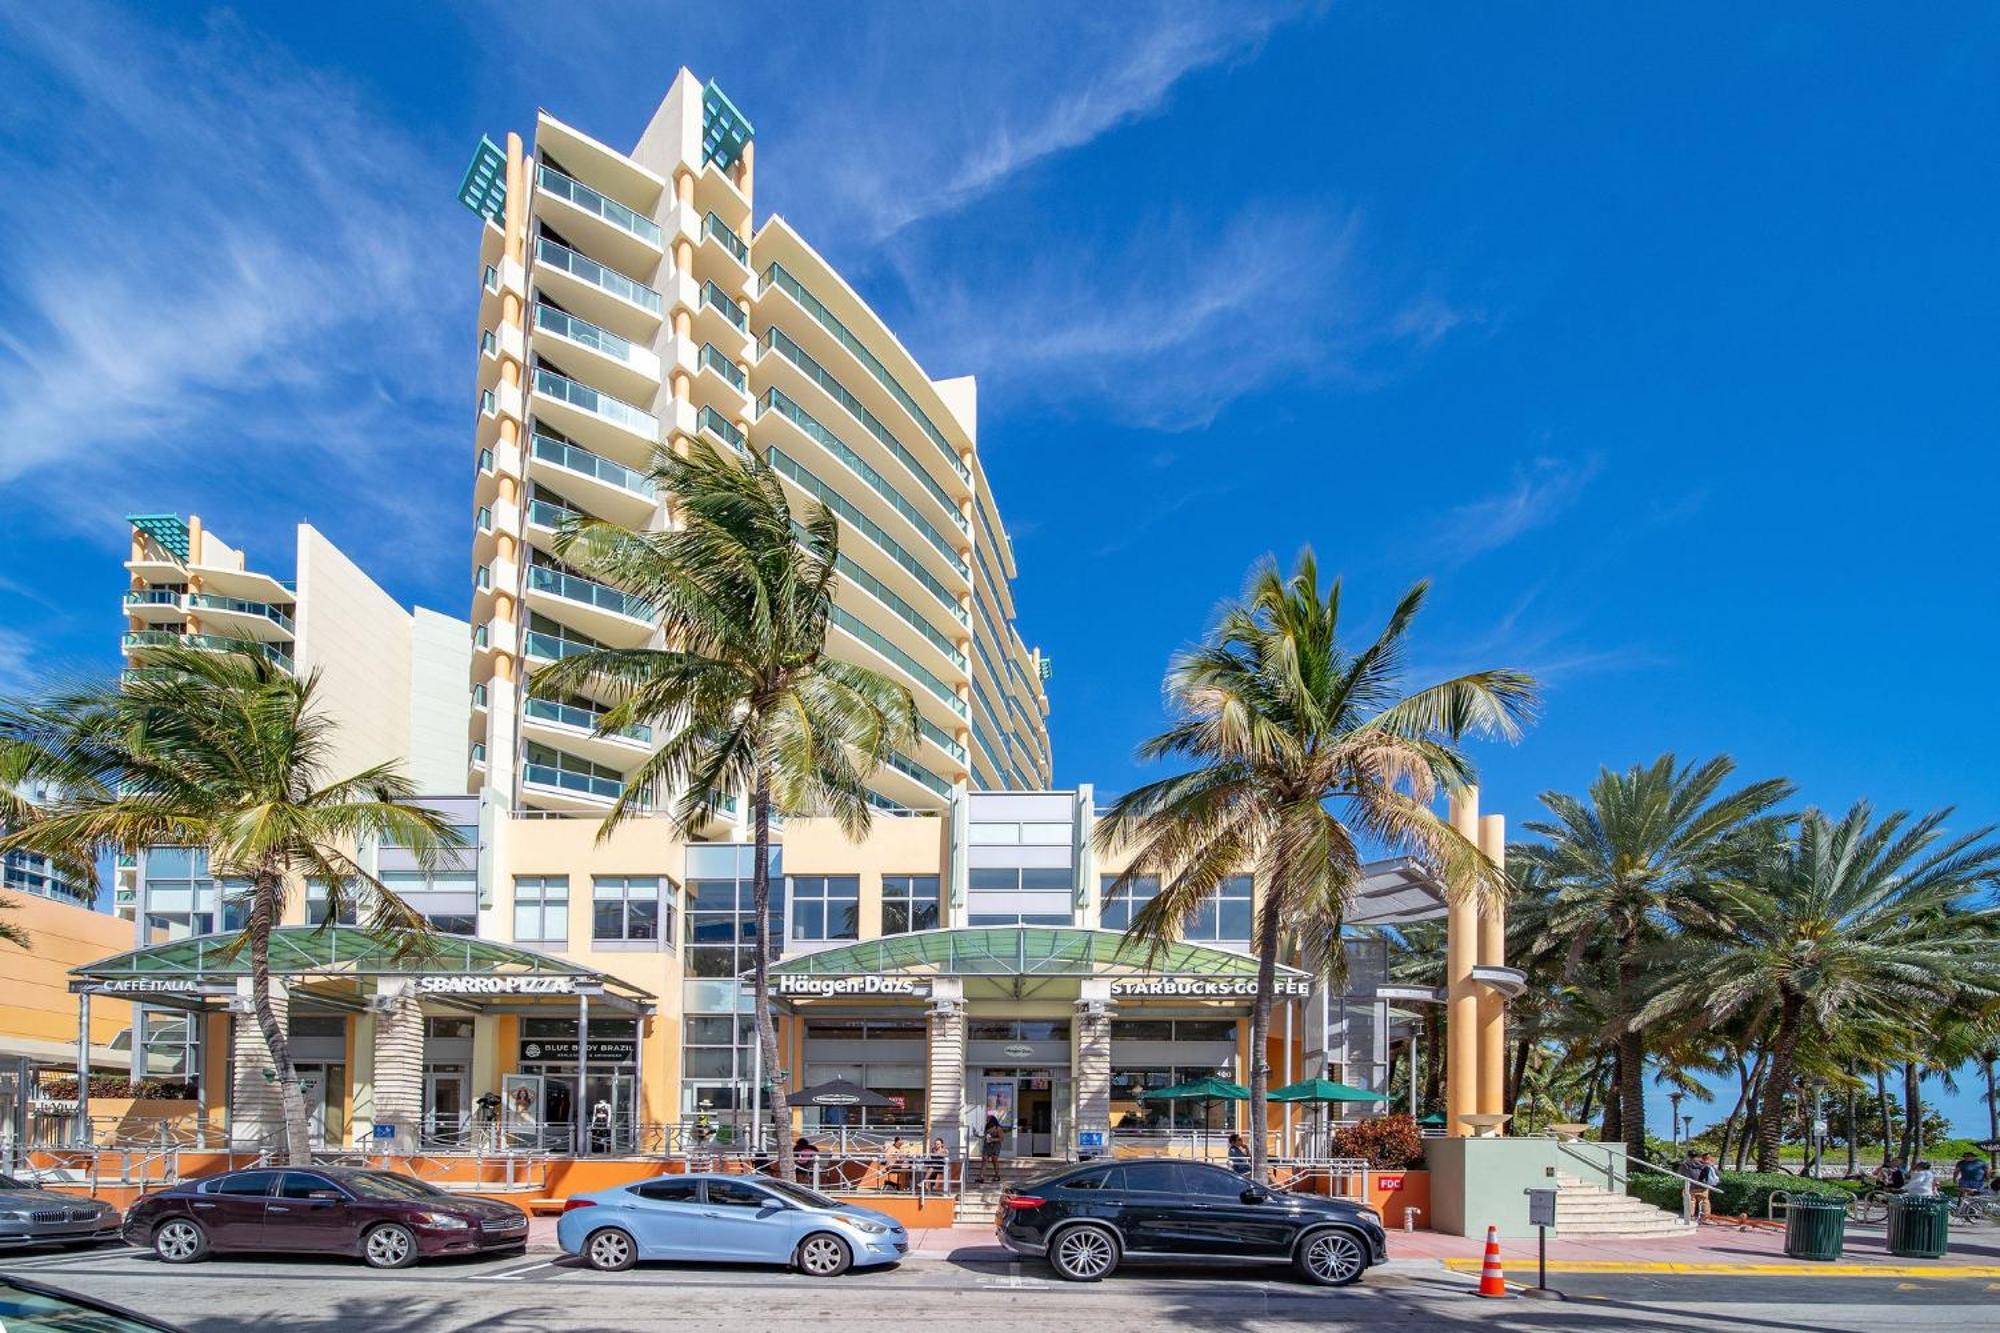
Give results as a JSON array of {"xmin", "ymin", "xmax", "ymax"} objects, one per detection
[{"xmin": 1476, "ymin": 1225, "xmax": 1511, "ymax": 1299}]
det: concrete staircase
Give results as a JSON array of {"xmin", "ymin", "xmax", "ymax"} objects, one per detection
[
  {"xmin": 954, "ymin": 1158, "xmax": 1065, "ymax": 1225},
  {"xmin": 1552, "ymin": 1172, "xmax": 1697, "ymax": 1236}
]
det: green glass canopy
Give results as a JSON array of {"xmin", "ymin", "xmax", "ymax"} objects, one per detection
[
  {"xmin": 74, "ymin": 926, "xmax": 621, "ymax": 986},
  {"xmin": 767, "ymin": 926, "xmax": 1308, "ymax": 980},
  {"xmin": 125, "ymin": 514, "xmax": 190, "ymax": 562}
]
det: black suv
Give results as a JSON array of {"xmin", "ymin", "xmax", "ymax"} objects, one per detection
[{"xmin": 996, "ymin": 1158, "xmax": 1386, "ymax": 1286}]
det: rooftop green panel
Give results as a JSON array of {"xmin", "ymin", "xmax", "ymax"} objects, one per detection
[
  {"xmin": 766, "ymin": 925, "xmax": 1306, "ymax": 979},
  {"xmin": 701, "ymin": 80, "xmax": 754, "ymax": 172},
  {"xmin": 71, "ymin": 924, "xmax": 636, "ymax": 987},
  {"xmin": 126, "ymin": 514, "xmax": 190, "ymax": 562},
  {"xmin": 457, "ymin": 136, "xmax": 507, "ymax": 224}
]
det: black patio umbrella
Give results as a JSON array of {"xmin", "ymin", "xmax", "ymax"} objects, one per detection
[{"xmin": 785, "ymin": 1077, "xmax": 893, "ymax": 1108}]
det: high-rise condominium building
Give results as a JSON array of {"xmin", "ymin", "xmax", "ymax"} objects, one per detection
[
  {"xmin": 465, "ymin": 69, "xmax": 1053, "ymax": 824},
  {"xmin": 118, "ymin": 513, "xmax": 472, "ymax": 925}
]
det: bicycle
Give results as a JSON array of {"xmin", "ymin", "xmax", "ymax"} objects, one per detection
[
  {"xmin": 1951, "ymin": 1190, "xmax": 2000, "ymax": 1224},
  {"xmin": 1850, "ymin": 1189, "xmax": 1899, "ymax": 1225}
]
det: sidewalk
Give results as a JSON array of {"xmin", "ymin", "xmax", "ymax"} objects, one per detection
[{"xmin": 1400, "ymin": 1219, "xmax": 2000, "ymax": 1277}]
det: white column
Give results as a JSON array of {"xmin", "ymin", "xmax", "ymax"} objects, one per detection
[
  {"xmin": 370, "ymin": 981, "xmax": 424, "ymax": 1155},
  {"xmin": 926, "ymin": 979, "xmax": 966, "ymax": 1154},
  {"xmin": 1073, "ymin": 979, "xmax": 1114, "ymax": 1155},
  {"xmin": 229, "ymin": 979, "xmax": 288, "ymax": 1149}
]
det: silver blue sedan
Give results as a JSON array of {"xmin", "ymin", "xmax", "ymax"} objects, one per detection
[
  {"xmin": 0, "ymin": 1173, "xmax": 123, "ymax": 1249},
  {"xmin": 557, "ymin": 1173, "xmax": 908, "ymax": 1276}
]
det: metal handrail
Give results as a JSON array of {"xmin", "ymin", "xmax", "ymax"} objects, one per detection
[{"xmin": 1549, "ymin": 1136, "xmax": 1695, "ymax": 1220}]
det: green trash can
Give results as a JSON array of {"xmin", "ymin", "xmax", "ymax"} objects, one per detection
[
  {"xmin": 1783, "ymin": 1194, "xmax": 1848, "ymax": 1261},
  {"xmin": 1886, "ymin": 1195, "xmax": 1950, "ymax": 1259}
]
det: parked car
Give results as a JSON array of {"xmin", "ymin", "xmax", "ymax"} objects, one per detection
[
  {"xmin": 995, "ymin": 1158, "xmax": 1387, "ymax": 1286},
  {"xmin": 0, "ymin": 1274, "xmax": 184, "ymax": 1332},
  {"xmin": 557, "ymin": 1173, "xmax": 908, "ymax": 1276},
  {"xmin": 0, "ymin": 1173, "xmax": 123, "ymax": 1249},
  {"xmin": 122, "ymin": 1165, "xmax": 530, "ymax": 1269}
]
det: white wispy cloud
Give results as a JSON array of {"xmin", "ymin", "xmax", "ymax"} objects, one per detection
[
  {"xmin": 0, "ymin": 5, "xmax": 466, "ymax": 570},
  {"xmin": 1428, "ymin": 455, "xmax": 1603, "ymax": 566}
]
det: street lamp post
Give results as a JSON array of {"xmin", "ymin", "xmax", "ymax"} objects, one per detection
[{"xmin": 1668, "ymin": 1091, "xmax": 1685, "ymax": 1150}]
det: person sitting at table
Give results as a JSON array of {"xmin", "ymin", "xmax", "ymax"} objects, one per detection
[
  {"xmin": 793, "ymin": 1135, "xmax": 819, "ymax": 1175},
  {"xmin": 1227, "ymin": 1133, "xmax": 1251, "ymax": 1175},
  {"xmin": 885, "ymin": 1135, "xmax": 913, "ymax": 1188}
]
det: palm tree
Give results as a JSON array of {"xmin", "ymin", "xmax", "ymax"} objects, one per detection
[
  {"xmin": 1516, "ymin": 755, "xmax": 1791, "ymax": 1161},
  {"xmin": 530, "ymin": 439, "xmax": 917, "ymax": 1183},
  {"xmin": 1645, "ymin": 804, "xmax": 2000, "ymax": 1171},
  {"xmin": 1095, "ymin": 557, "xmax": 1537, "ymax": 1183},
  {"xmin": 0, "ymin": 647, "xmax": 461, "ymax": 1164}
]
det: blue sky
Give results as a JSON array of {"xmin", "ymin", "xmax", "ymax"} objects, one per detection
[{"xmin": 2, "ymin": 3, "xmax": 1997, "ymax": 1135}]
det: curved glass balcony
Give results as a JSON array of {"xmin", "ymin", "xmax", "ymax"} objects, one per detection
[
  {"xmin": 535, "ymin": 235, "xmax": 662, "ymax": 315},
  {"xmin": 527, "ymin": 562, "xmax": 651, "ymax": 622},
  {"xmin": 536, "ymin": 163, "xmax": 663, "ymax": 247},
  {"xmin": 532, "ymin": 367, "xmax": 659, "ymax": 438},
  {"xmin": 524, "ymin": 696, "xmax": 652, "ymax": 745}
]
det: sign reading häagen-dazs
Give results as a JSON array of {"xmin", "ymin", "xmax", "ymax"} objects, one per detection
[
  {"xmin": 416, "ymin": 975, "xmax": 578, "ymax": 996},
  {"xmin": 773, "ymin": 974, "xmax": 927, "ymax": 998},
  {"xmin": 1108, "ymin": 977, "xmax": 1314, "ymax": 998}
]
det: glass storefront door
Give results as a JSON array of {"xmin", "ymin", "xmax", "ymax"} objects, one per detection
[
  {"xmin": 980, "ymin": 1076, "xmax": 1017, "ymax": 1155},
  {"xmin": 423, "ymin": 1067, "xmax": 466, "ymax": 1145}
]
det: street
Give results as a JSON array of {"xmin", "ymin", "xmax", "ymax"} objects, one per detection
[{"xmin": 3, "ymin": 1242, "xmax": 1996, "ymax": 1331}]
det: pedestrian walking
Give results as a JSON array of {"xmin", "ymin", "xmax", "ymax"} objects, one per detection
[{"xmin": 981, "ymin": 1114, "xmax": 1005, "ymax": 1183}]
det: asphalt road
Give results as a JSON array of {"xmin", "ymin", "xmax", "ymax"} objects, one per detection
[{"xmin": 3, "ymin": 1242, "xmax": 1997, "ymax": 1331}]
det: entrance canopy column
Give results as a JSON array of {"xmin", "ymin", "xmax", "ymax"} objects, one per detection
[
  {"xmin": 925, "ymin": 978, "xmax": 965, "ymax": 1154},
  {"xmin": 229, "ymin": 978, "xmax": 288, "ymax": 1149},
  {"xmin": 371, "ymin": 980, "xmax": 423, "ymax": 1155},
  {"xmin": 1073, "ymin": 978, "xmax": 1113, "ymax": 1156}
]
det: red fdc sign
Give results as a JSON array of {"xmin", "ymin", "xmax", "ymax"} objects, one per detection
[{"xmin": 1374, "ymin": 1174, "xmax": 1405, "ymax": 1191}]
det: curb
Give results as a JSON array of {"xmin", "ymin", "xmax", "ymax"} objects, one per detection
[{"xmin": 1441, "ymin": 1257, "xmax": 2000, "ymax": 1278}]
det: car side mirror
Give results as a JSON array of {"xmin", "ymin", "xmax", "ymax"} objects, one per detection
[{"xmin": 1240, "ymin": 1187, "xmax": 1270, "ymax": 1204}]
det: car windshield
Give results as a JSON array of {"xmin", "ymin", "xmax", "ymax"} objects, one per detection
[
  {"xmin": 0, "ymin": 1175, "xmax": 31, "ymax": 1191},
  {"xmin": 0, "ymin": 1277, "xmax": 172, "ymax": 1332},
  {"xmin": 758, "ymin": 1179, "xmax": 838, "ymax": 1210},
  {"xmin": 340, "ymin": 1172, "xmax": 445, "ymax": 1201}
]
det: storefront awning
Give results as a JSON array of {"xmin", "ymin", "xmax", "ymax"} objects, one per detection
[
  {"xmin": 69, "ymin": 926, "xmax": 654, "ymax": 1007},
  {"xmin": 768, "ymin": 926, "xmax": 1311, "ymax": 981}
]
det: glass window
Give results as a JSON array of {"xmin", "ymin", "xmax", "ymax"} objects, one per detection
[
  {"xmin": 1111, "ymin": 1020, "xmax": 1173, "ymax": 1041},
  {"xmin": 290, "ymin": 1016, "xmax": 344, "ymax": 1038},
  {"xmin": 427, "ymin": 1018, "xmax": 475, "ymax": 1040},
  {"xmin": 1020, "ymin": 867, "xmax": 1071, "ymax": 893},
  {"xmin": 305, "ymin": 879, "xmax": 358, "ymax": 927},
  {"xmin": 788, "ymin": 876, "xmax": 859, "ymax": 941},
  {"xmin": 278, "ymin": 1172, "xmax": 340, "ymax": 1199},
  {"xmin": 1182, "ymin": 1165, "xmax": 1249, "ymax": 1197},
  {"xmin": 514, "ymin": 875, "xmax": 569, "ymax": 943},
  {"xmin": 207, "ymin": 1170, "xmax": 279, "ymax": 1196},
  {"xmin": 882, "ymin": 874, "xmax": 940, "ymax": 934},
  {"xmin": 632, "ymin": 1179, "xmax": 700, "ymax": 1203},
  {"xmin": 427, "ymin": 913, "xmax": 478, "ymax": 936},
  {"xmin": 593, "ymin": 876, "xmax": 667, "ymax": 943},
  {"xmin": 1099, "ymin": 875, "xmax": 1160, "ymax": 931},
  {"xmin": 968, "ymin": 867, "xmax": 1018, "ymax": 892},
  {"xmin": 1062, "ymin": 1170, "xmax": 1110, "ymax": 1191},
  {"xmin": 968, "ymin": 912, "xmax": 1070, "ymax": 927},
  {"xmin": 1121, "ymin": 1162, "xmax": 1181, "ymax": 1193},
  {"xmin": 1173, "ymin": 1020, "xmax": 1237, "ymax": 1043},
  {"xmin": 705, "ymin": 1179, "xmax": 775, "ymax": 1209}
]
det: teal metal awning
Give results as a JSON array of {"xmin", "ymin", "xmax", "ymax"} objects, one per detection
[
  {"xmin": 767, "ymin": 926, "xmax": 1308, "ymax": 980},
  {"xmin": 126, "ymin": 514, "xmax": 190, "ymax": 562},
  {"xmin": 71, "ymin": 926, "xmax": 648, "ymax": 1000},
  {"xmin": 701, "ymin": 80, "xmax": 754, "ymax": 171}
]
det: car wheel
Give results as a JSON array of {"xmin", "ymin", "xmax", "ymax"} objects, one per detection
[
  {"xmin": 795, "ymin": 1231, "xmax": 852, "ymax": 1277},
  {"xmin": 152, "ymin": 1219, "xmax": 208, "ymax": 1265},
  {"xmin": 362, "ymin": 1222, "xmax": 418, "ymax": 1270},
  {"xmin": 584, "ymin": 1227, "xmax": 637, "ymax": 1272},
  {"xmin": 1294, "ymin": 1228, "xmax": 1367, "ymax": 1287},
  {"xmin": 1048, "ymin": 1224, "xmax": 1119, "ymax": 1282}
]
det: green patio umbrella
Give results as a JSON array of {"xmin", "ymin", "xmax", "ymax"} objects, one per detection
[
  {"xmin": 1140, "ymin": 1076, "xmax": 1248, "ymax": 1157},
  {"xmin": 1268, "ymin": 1078, "xmax": 1387, "ymax": 1104}
]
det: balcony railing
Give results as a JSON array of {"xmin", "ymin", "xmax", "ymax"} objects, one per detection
[
  {"xmin": 830, "ymin": 605, "xmax": 964, "ymax": 715},
  {"xmin": 918, "ymin": 716, "xmax": 967, "ymax": 763},
  {"xmin": 524, "ymin": 696, "xmax": 652, "ymax": 745},
  {"xmin": 522, "ymin": 629, "xmax": 597, "ymax": 662},
  {"xmin": 527, "ymin": 562, "xmax": 651, "ymax": 622},
  {"xmin": 121, "ymin": 630, "xmax": 181, "ymax": 651},
  {"xmin": 695, "ymin": 405, "xmax": 746, "ymax": 454},
  {"xmin": 532, "ymin": 433, "xmax": 654, "ymax": 497},
  {"xmin": 535, "ymin": 235, "xmax": 662, "ymax": 315},
  {"xmin": 523, "ymin": 761, "xmax": 625, "ymax": 803},
  {"xmin": 526, "ymin": 498, "xmax": 581, "ymax": 531},
  {"xmin": 534, "ymin": 303, "xmax": 639, "ymax": 366},
  {"xmin": 187, "ymin": 593, "xmax": 294, "ymax": 632},
  {"xmin": 536, "ymin": 162, "xmax": 663, "ymax": 247},
  {"xmin": 700, "ymin": 281, "xmax": 748, "ymax": 332},
  {"xmin": 697, "ymin": 342, "xmax": 747, "ymax": 392},
  {"xmin": 765, "ymin": 445, "xmax": 966, "ymax": 623},
  {"xmin": 885, "ymin": 748, "xmax": 953, "ymax": 798},
  {"xmin": 122, "ymin": 589, "xmax": 182, "ymax": 609},
  {"xmin": 185, "ymin": 634, "xmax": 292, "ymax": 668},
  {"xmin": 532, "ymin": 367, "xmax": 659, "ymax": 438},
  {"xmin": 702, "ymin": 211, "xmax": 751, "ymax": 266},
  {"xmin": 835, "ymin": 551, "xmax": 965, "ymax": 668}
]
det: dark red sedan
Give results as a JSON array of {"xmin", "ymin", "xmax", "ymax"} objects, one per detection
[{"xmin": 123, "ymin": 1166, "xmax": 530, "ymax": 1269}]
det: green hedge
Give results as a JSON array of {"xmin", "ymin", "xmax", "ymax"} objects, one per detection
[{"xmin": 1628, "ymin": 1171, "xmax": 1868, "ymax": 1218}]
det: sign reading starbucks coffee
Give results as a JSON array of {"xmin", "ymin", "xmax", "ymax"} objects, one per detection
[
  {"xmin": 519, "ymin": 1038, "xmax": 636, "ymax": 1064},
  {"xmin": 1109, "ymin": 977, "xmax": 1314, "ymax": 998}
]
